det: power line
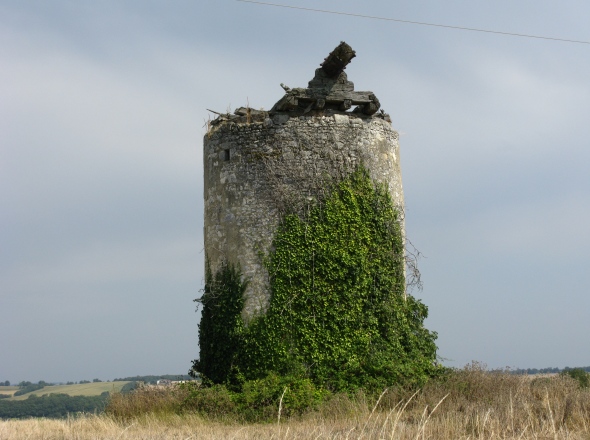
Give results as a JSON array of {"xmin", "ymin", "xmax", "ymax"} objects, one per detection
[{"xmin": 236, "ymin": 0, "xmax": 590, "ymax": 45}]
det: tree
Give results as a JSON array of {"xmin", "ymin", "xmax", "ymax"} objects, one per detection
[{"xmin": 191, "ymin": 261, "xmax": 247, "ymax": 384}]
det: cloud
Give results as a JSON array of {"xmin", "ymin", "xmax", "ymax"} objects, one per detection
[
  {"xmin": 6, "ymin": 234, "xmax": 201, "ymax": 295},
  {"xmin": 476, "ymin": 192, "xmax": 590, "ymax": 259},
  {"xmin": 2, "ymin": 0, "xmax": 590, "ymax": 381}
]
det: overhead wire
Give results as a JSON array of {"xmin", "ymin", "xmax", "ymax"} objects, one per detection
[{"xmin": 236, "ymin": 0, "xmax": 590, "ymax": 45}]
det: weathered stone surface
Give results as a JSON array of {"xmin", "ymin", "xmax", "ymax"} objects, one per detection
[{"xmin": 204, "ymin": 114, "xmax": 403, "ymax": 320}]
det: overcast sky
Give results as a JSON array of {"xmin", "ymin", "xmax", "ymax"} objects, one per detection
[{"xmin": 2, "ymin": 1, "xmax": 589, "ymax": 384}]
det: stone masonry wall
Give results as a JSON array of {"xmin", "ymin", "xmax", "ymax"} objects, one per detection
[{"xmin": 203, "ymin": 112, "xmax": 404, "ymax": 320}]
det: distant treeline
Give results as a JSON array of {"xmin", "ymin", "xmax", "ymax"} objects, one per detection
[
  {"xmin": 112, "ymin": 374, "xmax": 192, "ymax": 384},
  {"xmin": 0, "ymin": 393, "xmax": 108, "ymax": 419},
  {"xmin": 511, "ymin": 366, "xmax": 590, "ymax": 375},
  {"xmin": 14, "ymin": 381, "xmax": 48, "ymax": 396}
]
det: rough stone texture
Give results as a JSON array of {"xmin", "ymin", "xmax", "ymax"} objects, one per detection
[
  {"xmin": 203, "ymin": 113, "xmax": 404, "ymax": 320},
  {"xmin": 203, "ymin": 41, "xmax": 404, "ymax": 320}
]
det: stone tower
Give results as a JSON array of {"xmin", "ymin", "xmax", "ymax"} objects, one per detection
[{"xmin": 203, "ymin": 42, "xmax": 404, "ymax": 319}]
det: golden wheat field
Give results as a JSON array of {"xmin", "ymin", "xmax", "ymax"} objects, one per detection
[{"xmin": 2, "ymin": 367, "xmax": 590, "ymax": 439}]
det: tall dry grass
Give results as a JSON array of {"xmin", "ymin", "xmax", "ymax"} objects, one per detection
[{"xmin": 2, "ymin": 365, "xmax": 590, "ymax": 439}]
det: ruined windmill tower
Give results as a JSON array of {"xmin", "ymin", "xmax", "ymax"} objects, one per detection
[{"xmin": 204, "ymin": 42, "xmax": 404, "ymax": 319}]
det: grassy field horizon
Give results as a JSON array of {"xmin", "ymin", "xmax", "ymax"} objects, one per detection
[
  {"xmin": 3, "ymin": 382, "xmax": 130, "ymax": 401},
  {"xmin": 2, "ymin": 367, "xmax": 590, "ymax": 439},
  {"xmin": 2, "ymin": 369, "xmax": 590, "ymax": 439},
  {"xmin": 0, "ymin": 386, "xmax": 18, "ymax": 397}
]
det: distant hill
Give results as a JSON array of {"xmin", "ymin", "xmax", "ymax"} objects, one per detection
[
  {"xmin": 6, "ymin": 382, "xmax": 129, "ymax": 401},
  {"xmin": 0, "ymin": 382, "xmax": 131, "ymax": 419}
]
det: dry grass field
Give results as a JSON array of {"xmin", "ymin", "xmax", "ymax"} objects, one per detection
[
  {"xmin": 6, "ymin": 382, "xmax": 130, "ymax": 401},
  {"xmin": 2, "ymin": 367, "xmax": 589, "ymax": 439},
  {"xmin": 0, "ymin": 387, "xmax": 18, "ymax": 397}
]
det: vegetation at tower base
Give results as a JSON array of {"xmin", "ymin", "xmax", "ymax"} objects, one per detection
[
  {"xmin": 192, "ymin": 261, "xmax": 247, "ymax": 385},
  {"xmin": 193, "ymin": 167, "xmax": 440, "ymax": 392}
]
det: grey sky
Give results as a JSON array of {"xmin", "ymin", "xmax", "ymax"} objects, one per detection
[{"xmin": 1, "ymin": 1, "xmax": 589, "ymax": 383}]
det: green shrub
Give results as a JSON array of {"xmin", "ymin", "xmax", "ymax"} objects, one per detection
[
  {"xmin": 561, "ymin": 368, "xmax": 590, "ymax": 388},
  {"xmin": 194, "ymin": 167, "xmax": 440, "ymax": 392},
  {"xmin": 236, "ymin": 373, "xmax": 330, "ymax": 420},
  {"xmin": 179, "ymin": 383, "xmax": 237, "ymax": 419},
  {"xmin": 191, "ymin": 262, "xmax": 246, "ymax": 385},
  {"xmin": 179, "ymin": 373, "xmax": 331, "ymax": 422}
]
